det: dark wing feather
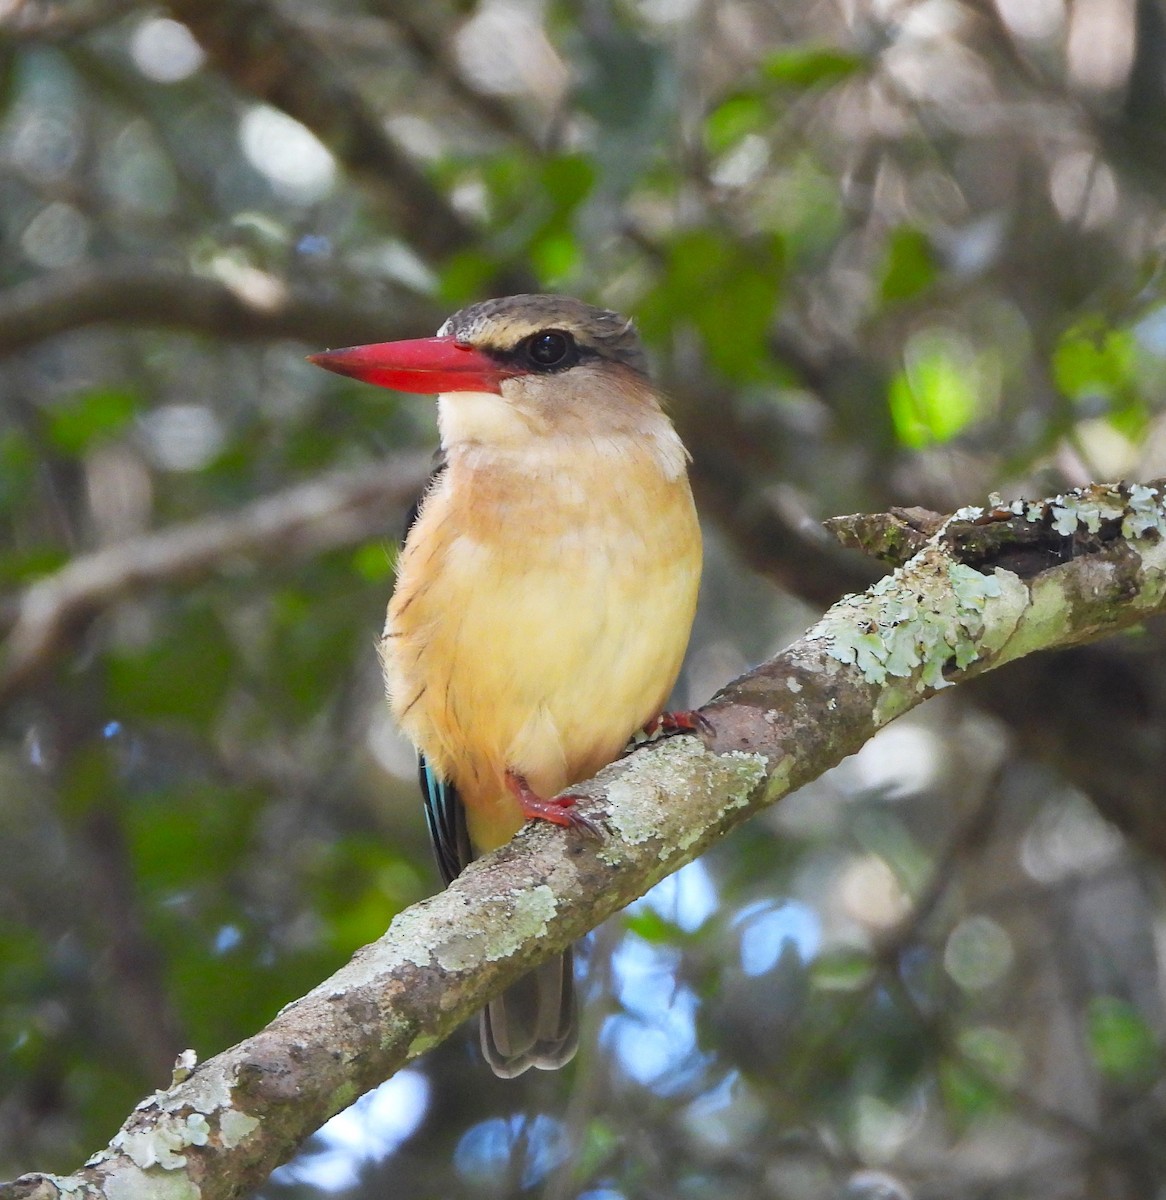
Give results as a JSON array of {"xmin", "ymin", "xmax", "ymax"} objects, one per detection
[
  {"xmin": 404, "ymin": 454, "xmax": 470, "ymax": 884},
  {"xmin": 420, "ymin": 754, "xmax": 472, "ymax": 885}
]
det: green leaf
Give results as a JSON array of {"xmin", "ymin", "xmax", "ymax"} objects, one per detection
[
  {"xmin": 540, "ymin": 154, "xmax": 595, "ymax": 212},
  {"xmin": 939, "ymin": 1058, "xmax": 1002, "ymax": 1127},
  {"xmin": 880, "ymin": 228, "xmax": 938, "ymax": 303},
  {"xmin": 351, "ymin": 541, "xmax": 395, "ymax": 583},
  {"xmin": 639, "ymin": 228, "xmax": 784, "ymax": 382},
  {"xmin": 576, "ymin": 32, "xmax": 668, "ymax": 131},
  {"xmin": 810, "ymin": 949, "xmax": 874, "ymax": 992},
  {"xmin": 47, "ymin": 388, "xmax": 138, "ymax": 455},
  {"xmin": 1053, "ymin": 323, "xmax": 1134, "ymax": 398},
  {"xmin": 704, "ymin": 93, "xmax": 767, "ymax": 155},
  {"xmin": 264, "ymin": 577, "xmax": 365, "ymax": 721},
  {"xmin": 1086, "ymin": 996, "xmax": 1158, "ymax": 1081},
  {"xmin": 530, "ymin": 230, "xmax": 580, "ymax": 283},
  {"xmin": 439, "ymin": 250, "xmax": 500, "ymax": 305},
  {"xmin": 0, "ymin": 545, "xmax": 67, "ymax": 586},
  {"xmin": 573, "ymin": 1118, "xmax": 619, "ymax": 1180},
  {"xmin": 623, "ymin": 908, "xmax": 684, "ymax": 944},
  {"xmin": 312, "ymin": 837, "xmax": 425, "ymax": 951},
  {"xmin": 58, "ymin": 743, "xmax": 117, "ymax": 819},
  {"xmin": 763, "ymin": 45, "xmax": 865, "ymax": 89},
  {"xmin": 888, "ymin": 332, "xmax": 983, "ymax": 448},
  {"xmin": 1053, "ymin": 323, "xmax": 1132, "ymax": 396}
]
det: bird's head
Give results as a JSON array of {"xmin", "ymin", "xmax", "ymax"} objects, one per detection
[{"xmin": 309, "ymin": 294, "xmax": 659, "ymax": 447}]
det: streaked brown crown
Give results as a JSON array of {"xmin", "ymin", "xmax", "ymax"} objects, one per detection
[{"xmin": 437, "ymin": 294, "xmax": 649, "ymax": 377}]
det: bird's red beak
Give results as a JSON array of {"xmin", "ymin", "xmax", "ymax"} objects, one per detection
[{"xmin": 307, "ymin": 336, "xmax": 516, "ymax": 395}]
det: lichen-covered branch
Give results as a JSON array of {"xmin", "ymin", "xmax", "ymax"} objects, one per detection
[{"xmin": 5, "ymin": 480, "xmax": 1165, "ymax": 1200}]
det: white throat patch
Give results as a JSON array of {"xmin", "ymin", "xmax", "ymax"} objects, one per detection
[{"xmin": 437, "ymin": 390, "xmax": 531, "ymax": 447}]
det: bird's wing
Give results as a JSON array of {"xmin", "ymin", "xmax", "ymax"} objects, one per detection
[
  {"xmin": 404, "ymin": 453, "xmax": 472, "ymax": 884},
  {"xmin": 419, "ymin": 754, "xmax": 472, "ymax": 885}
]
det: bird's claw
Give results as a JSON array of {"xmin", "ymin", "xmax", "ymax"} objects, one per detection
[
  {"xmin": 506, "ymin": 771, "xmax": 602, "ymax": 840},
  {"xmin": 643, "ymin": 709, "xmax": 714, "ymax": 739}
]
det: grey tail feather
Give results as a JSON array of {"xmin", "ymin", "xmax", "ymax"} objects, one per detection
[{"xmin": 480, "ymin": 949, "xmax": 578, "ymax": 1078}]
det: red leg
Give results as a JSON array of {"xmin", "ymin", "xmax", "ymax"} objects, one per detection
[
  {"xmin": 643, "ymin": 709, "xmax": 714, "ymax": 738},
  {"xmin": 505, "ymin": 770, "xmax": 601, "ymax": 839}
]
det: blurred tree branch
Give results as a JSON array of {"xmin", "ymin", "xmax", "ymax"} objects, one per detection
[
  {"xmin": 0, "ymin": 261, "xmax": 442, "ymax": 355},
  {"xmin": 0, "ymin": 260, "xmax": 871, "ymax": 609},
  {"xmin": 164, "ymin": 0, "xmax": 537, "ymax": 296},
  {"xmin": 165, "ymin": 0, "xmax": 470, "ymax": 262},
  {"xmin": 0, "ymin": 455, "xmax": 430, "ymax": 705},
  {"xmin": 3, "ymin": 479, "xmax": 1166, "ymax": 1200},
  {"xmin": 366, "ymin": 0, "xmax": 544, "ymax": 150},
  {"xmin": 0, "ymin": 0, "xmax": 139, "ymax": 39}
]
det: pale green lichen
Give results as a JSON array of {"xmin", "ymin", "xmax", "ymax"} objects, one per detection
[
  {"xmin": 163, "ymin": 1070, "xmax": 232, "ymax": 1115},
  {"xmin": 111, "ymin": 1114, "xmax": 209, "ymax": 1171},
  {"xmin": 950, "ymin": 504, "xmax": 985, "ymax": 522},
  {"xmin": 971, "ymin": 570, "xmax": 1028, "ymax": 660},
  {"xmin": 675, "ymin": 750, "xmax": 766, "ymax": 852},
  {"xmin": 1134, "ymin": 535, "xmax": 1166, "ymax": 609},
  {"xmin": 104, "ymin": 1168, "xmax": 200, "ymax": 1200},
  {"xmin": 809, "ymin": 556, "xmax": 1002, "ymax": 691},
  {"xmin": 40, "ymin": 1177, "xmax": 98, "ymax": 1197},
  {"xmin": 434, "ymin": 933, "xmax": 487, "ymax": 972},
  {"xmin": 759, "ymin": 754, "xmax": 793, "ymax": 805},
  {"xmin": 1050, "ymin": 495, "xmax": 1124, "ymax": 535},
  {"xmin": 500, "ymin": 887, "xmax": 558, "ymax": 956},
  {"xmin": 1122, "ymin": 484, "xmax": 1166, "ymax": 539},
  {"xmin": 217, "ymin": 1108, "xmax": 259, "ymax": 1149},
  {"xmin": 1034, "ymin": 483, "xmax": 1166, "ymax": 541},
  {"xmin": 600, "ymin": 740, "xmax": 764, "ymax": 856},
  {"xmin": 378, "ymin": 906, "xmax": 445, "ymax": 970},
  {"xmin": 600, "ymin": 741, "xmax": 697, "ymax": 848},
  {"xmin": 305, "ymin": 902, "xmax": 443, "ymax": 1001},
  {"xmin": 601, "ymin": 774, "xmax": 657, "ymax": 848},
  {"xmin": 816, "ymin": 482, "xmax": 1166, "ymax": 691},
  {"xmin": 434, "ymin": 886, "xmax": 559, "ymax": 971},
  {"xmin": 326, "ymin": 1082, "xmax": 360, "ymax": 1116}
]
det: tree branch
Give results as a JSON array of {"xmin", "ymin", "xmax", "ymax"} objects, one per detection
[
  {"xmin": 166, "ymin": 0, "xmax": 472, "ymax": 264},
  {"xmin": 4, "ymin": 479, "xmax": 1166, "ymax": 1200},
  {"xmin": 0, "ymin": 261, "xmax": 443, "ymax": 357},
  {"xmin": 162, "ymin": 0, "xmax": 541, "ymax": 292},
  {"xmin": 0, "ymin": 455, "xmax": 431, "ymax": 705},
  {"xmin": 369, "ymin": 0, "xmax": 544, "ymax": 151},
  {"xmin": 0, "ymin": 259, "xmax": 868, "ymax": 608}
]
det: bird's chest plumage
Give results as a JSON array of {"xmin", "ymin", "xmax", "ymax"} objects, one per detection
[{"xmin": 380, "ymin": 437, "xmax": 700, "ymax": 843}]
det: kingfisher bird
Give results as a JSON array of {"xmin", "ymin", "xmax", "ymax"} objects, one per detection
[{"xmin": 310, "ymin": 294, "xmax": 703, "ymax": 1076}]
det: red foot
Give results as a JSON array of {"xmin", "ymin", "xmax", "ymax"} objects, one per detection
[
  {"xmin": 643, "ymin": 709, "xmax": 714, "ymax": 738},
  {"xmin": 506, "ymin": 771, "xmax": 602, "ymax": 839}
]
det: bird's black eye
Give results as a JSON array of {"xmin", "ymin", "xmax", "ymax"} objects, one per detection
[{"xmin": 523, "ymin": 329, "xmax": 575, "ymax": 370}]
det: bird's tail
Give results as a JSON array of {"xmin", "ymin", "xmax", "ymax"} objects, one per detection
[{"xmin": 480, "ymin": 949, "xmax": 577, "ymax": 1078}]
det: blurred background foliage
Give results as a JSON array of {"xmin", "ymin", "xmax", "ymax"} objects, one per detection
[{"xmin": 3, "ymin": 0, "xmax": 1166, "ymax": 1197}]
